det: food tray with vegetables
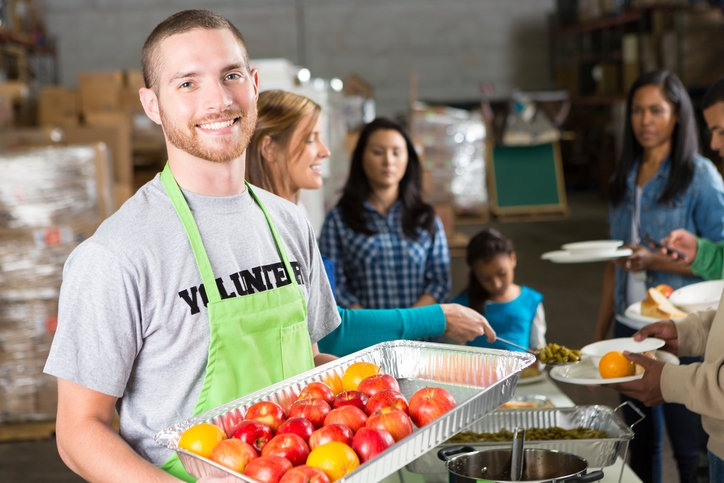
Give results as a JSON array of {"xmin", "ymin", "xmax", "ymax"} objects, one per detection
[
  {"xmin": 155, "ymin": 340, "xmax": 535, "ymax": 482},
  {"xmin": 406, "ymin": 402, "xmax": 640, "ymax": 476}
]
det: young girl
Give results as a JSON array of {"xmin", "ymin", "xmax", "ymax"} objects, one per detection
[{"xmin": 452, "ymin": 228, "xmax": 546, "ymax": 352}]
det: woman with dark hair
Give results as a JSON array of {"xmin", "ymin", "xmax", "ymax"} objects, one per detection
[
  {"xmin": 595, "ymin": 70, "xmax": 724, "ymax": 483},
  {"xmin": 319, "ymin": 118, "xmax": 451, "ymax": 316}
]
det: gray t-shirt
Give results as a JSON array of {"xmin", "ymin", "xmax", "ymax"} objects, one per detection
[{"xmin": 44, "ymin": 174, "xmax": 340, "ymax": 466}]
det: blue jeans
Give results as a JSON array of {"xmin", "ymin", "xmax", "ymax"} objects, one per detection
[
  {"xmin": 615, "ymin": 322, "xmax": 705, "ymax": 483},
  {"xmin": 711, "ymin": 451, "xmax": 724, "ymax": 483}
]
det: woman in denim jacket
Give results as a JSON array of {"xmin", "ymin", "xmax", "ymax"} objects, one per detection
[{"xmin": 595, "ymin": 70, "xmax": 724, "ymax": 483}]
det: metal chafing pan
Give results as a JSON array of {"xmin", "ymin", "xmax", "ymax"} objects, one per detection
[
  {"xmin": 406, "ymin": 402, "xmax": 643, "ymax": 476},
  {"xmin": 155, "ymin": 340, "xmax": 535, "ymax": 482}
]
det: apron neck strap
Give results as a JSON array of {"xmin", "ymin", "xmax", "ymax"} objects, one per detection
[
  {"xmin": 244, "ymin": 182, "xmax": 296, "ymax": 283},
  {"xmin": 160, "ymin": 163, "xmax": 299, "ymax": 304},
  {"xmin": 160, "ymin": 163, "xmax": 222, "ymax": 302}
]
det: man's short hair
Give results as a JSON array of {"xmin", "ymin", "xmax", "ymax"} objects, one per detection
[
  {"xmin": 141, "ymin": 9, "xmax": 250, "ymax": 91},
  {"xmin": 702, "ymin": 77, "xmax": 724, "ymax": 111}
]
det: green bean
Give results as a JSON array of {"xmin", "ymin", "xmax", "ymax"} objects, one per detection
[{"xmin": 446, "ymin": 426, "xmax": 608, "ymax": 444}]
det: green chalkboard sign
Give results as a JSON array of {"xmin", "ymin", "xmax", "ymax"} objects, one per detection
[{"xmin": 489, "ymin": 142, "xmax": 567, "ymax": 215}]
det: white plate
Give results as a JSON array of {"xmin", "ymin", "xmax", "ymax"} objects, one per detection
[
  {"xmin": 669, "ymin": 280, "xmax": 724, "ymax": 313},
  {"xmin": 624, "ymin": 301, "xmax": 667, "ymax": 328},
  {"xmin": 541, "ymin": 248, "xmax": 633, "ymax": 264},
  {"xmin": 550, "ymin": 350, "xmax": 679, "ymax": 385},
  {"xmin": 580, "ymin": 337, "xmax": 665, "ymax": 368},
  {"xmin": 561, "ymin": 240, "xmax": 624, "ymax": 257}
]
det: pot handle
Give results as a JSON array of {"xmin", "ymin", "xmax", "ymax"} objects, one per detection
[
  {"xmin": 438, "ymin": 445, "xmax": 477, "ymax": 461},
  {"xmin": 565, "ymin": 470, "xmax": 605, "ymax": 483},
  {"xmin": 615, "ymin": 400, "xmax": 646, "ymax": 429}
]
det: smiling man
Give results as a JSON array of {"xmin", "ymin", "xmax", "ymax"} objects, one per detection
[{"xmin": 43, "ymin": 10, "xmax": 340, "ymax": 482}]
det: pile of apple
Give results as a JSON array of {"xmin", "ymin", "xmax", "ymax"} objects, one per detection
[{"xmin": 178, "ymin": 369, "xmax": 457, "ymax": 483}]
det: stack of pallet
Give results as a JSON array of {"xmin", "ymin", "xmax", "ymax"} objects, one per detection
[{"xmin": 0, "ymin": 144, "xmax": 110, "ymax": 422}]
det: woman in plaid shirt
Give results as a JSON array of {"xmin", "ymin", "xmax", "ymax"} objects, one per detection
[{"xmin": 319, "ymin": 118, "xmax": 451, "ymax": 317}]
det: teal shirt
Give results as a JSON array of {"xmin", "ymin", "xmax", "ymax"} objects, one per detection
[
  {"xmin": 318, "ymin": 305, "xmax": 446, "ymax": 357},
  {"xmin": 691, "ymin": 237, "xmax": 724, "ymax": 280}
]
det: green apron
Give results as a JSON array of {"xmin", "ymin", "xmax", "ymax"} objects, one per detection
[{"xmin": 158, "ymin": 164, "xmax": 315, "ymax": 481}]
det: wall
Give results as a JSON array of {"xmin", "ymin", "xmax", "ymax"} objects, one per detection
[{"xmin": 42, "ymin": 0, "xmax": 555, "ymax": 117}]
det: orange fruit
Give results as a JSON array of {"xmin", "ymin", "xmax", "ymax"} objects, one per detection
[
  {"xmin": 178, "ymin": 423, "xmax": 227, "ymax": 458},
  {"xmin": 306, "ymin": 441, "xmax": 360, "ymax": 481},
  {"xmin": 599, "ymin": 351, "xmax": 634, "ymax": 379},
  {"xmin": 341, "ymin": 362, "xmax": 380, "ymax": 392},
  {"xmin": 322, "ymin": 372, "xmax": 345, "ymax": 396}
]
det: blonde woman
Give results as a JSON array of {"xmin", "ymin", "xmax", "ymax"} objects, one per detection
[{"xmin": 246, "ymin": 90, "xmax": 495, "ymax": 356}]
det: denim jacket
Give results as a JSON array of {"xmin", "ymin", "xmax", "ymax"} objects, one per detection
[{"xmin": 609, "ymin": 154, "xmax": 724, "ymax": 316}]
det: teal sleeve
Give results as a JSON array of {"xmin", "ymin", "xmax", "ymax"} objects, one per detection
[
  {"xmin": 318, "ymin": 305, "xmax": 446, "ymax": 357},
  {"xmin": 691, "ymin": 237, "xmax": 724, "ymax": 280}
]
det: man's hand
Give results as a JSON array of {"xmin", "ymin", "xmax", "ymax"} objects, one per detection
[
  {"xmin": 606, "ymin": 352, "xmax": 666, "ymax": 406},
  {"xmin": 440, "ymin": 304, "xmax": 496, "ymax": 343},
  {"xmin": 661, "ymin": 229, "xmax": 698, "ymax": 262},
  {"xmin": 633, "ymin": 320, "xmax": 679, "ymax": 355}
]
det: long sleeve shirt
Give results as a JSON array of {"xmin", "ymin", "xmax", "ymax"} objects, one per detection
[
  {"xmin": 661, "ymin": 305, "xmax": 724, "ymax": 459},
  {"xmin": 319, "ymin": 202, "xmax": 451, "ymax": 309}
]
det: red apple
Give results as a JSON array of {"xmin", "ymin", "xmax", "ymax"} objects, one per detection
[
  {"xmin": 232, "ymin": 420, "xmax": 274, "ymax": 453},
  {"xmin": 357, "ymin": 374, "xmax": 400, "ymax": 398},
  {"xmin": 279, "ymin": 465, "xmax": 331, "ymax": 483},
  {"xmin": 276, "ymin": 417, "xmax": 315, "ymax": 443},
  {"xmin": 288, "ymin": 398, "xmax": 331, "ymax": 429},
  {"xmin": 308, "ymin": 424, "xmax": 354, "ymax": 450},
  {"xmin": 244, "ymin": 455, "xmax": 293, "ymax": 483},
  {"xmin": 323, "ymin": 406, "xmax": 368, "ymax": 434},
  {"xmin": 261, "ymin": 433, "xmax": 311, "ymax": 467},
  {"xmin": 656, "ymin": 284, "xmax": 674, "ymax": 298},
  {"xmin": 298, "ymin": 381, "xmax": 335, "ymax": 405},
  {"xmin": 244, "ymin": 401, "xmax": 287, "ymax": 433},
  {"xmin": 332, "ymin": 390, "xmax": 369, "ymax": 412},
  {"xmin": 209, "ymin": 439, "xmax": 258, "ymax": 473},
  {"xmin": 365, "ymin": 389, "xmax": 409, "ymax": 415},
  {"xmin": 365, "ymin": 406, "xmax": 413, "ymax": 442},
  {"xmin": 351, "ymin": 427, "xmax": 395, "ymax": 463},
  {"xmin": 408, "ymin": 387, "xmax": 457, "ymax": 428}
]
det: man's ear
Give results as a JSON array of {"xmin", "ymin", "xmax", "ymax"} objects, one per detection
[
  {"xmin": 139, "ymin": 87, "xmax": 162, "ymax": 125},
  {"xmin": 260, "ymin": 135, "xmax": 277, "ymax": 162}
]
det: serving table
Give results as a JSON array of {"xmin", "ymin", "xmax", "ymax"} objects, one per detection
[{"xmin": 381, "ymin": 372, "xmax": 642, "ymax": 483}]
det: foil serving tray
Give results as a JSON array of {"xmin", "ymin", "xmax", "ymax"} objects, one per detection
[
  {"xmin": 155, "ymin": 340, "xmax": 535, "ymax": 482},
  {"xmin": 406, "ymin": 403, "xmax": 637, "ymax": 476}
]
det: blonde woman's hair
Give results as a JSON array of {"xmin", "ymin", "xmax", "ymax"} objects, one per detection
[{"xmin": 246, "ymin": 90, "xmax": 321, "ymax": 198}]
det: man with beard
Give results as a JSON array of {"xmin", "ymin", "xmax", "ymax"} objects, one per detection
[{"xmin": 43, "ymin": 10, "xmax": 340, "ymax": 482}]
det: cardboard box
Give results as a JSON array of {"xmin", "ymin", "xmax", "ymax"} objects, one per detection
[
  {"xmin": 84, "ymin": 110, "xmax": 131, "ymax": 129},
  {"xmin": 65, "ymin": 125, "xmax": 133, "ymax": 185},
  {"xmin": 0, "ymin": 127, "xmax": 65, "ymax": 149},
  {"xmin": 79, "ymin": 71, "xmax": 124, "ymax": 113},
  {"xmin": 121, "ymin": 87, "xmax": 143, "ymax": 112},
  {"xmin": 0, "ymin": 81, "xmax": 29, "ymax": 103},
  {"xmin": 125, "ymin": 69, "xmax": 145, "ymax": 90},
  {"xmin": 38, "ymin": 87, "xmax": 79, "ymax": 127}
]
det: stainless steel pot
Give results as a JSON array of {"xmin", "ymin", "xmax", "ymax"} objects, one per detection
[{"xmin": 438, "ymin": 445, "xmax": 604, "ymax": 483}]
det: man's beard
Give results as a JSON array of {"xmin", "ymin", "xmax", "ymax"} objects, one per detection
[{"xmin": 160, "ymin": 105, "xmax": 258, "ymax": 164}]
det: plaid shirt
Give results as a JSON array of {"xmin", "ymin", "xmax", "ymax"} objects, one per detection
[{"xmin": 319, "ymin": 201, "xmax": 451, "ymax": 309}]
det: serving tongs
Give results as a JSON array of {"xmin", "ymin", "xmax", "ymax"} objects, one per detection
[
  {"xmin": 510, "ymin": 428, "xmax": 525, "ymax": 481},
  {"xmin": 496, "ymin": 337, "xmax": 580, "ymax": 366}
]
